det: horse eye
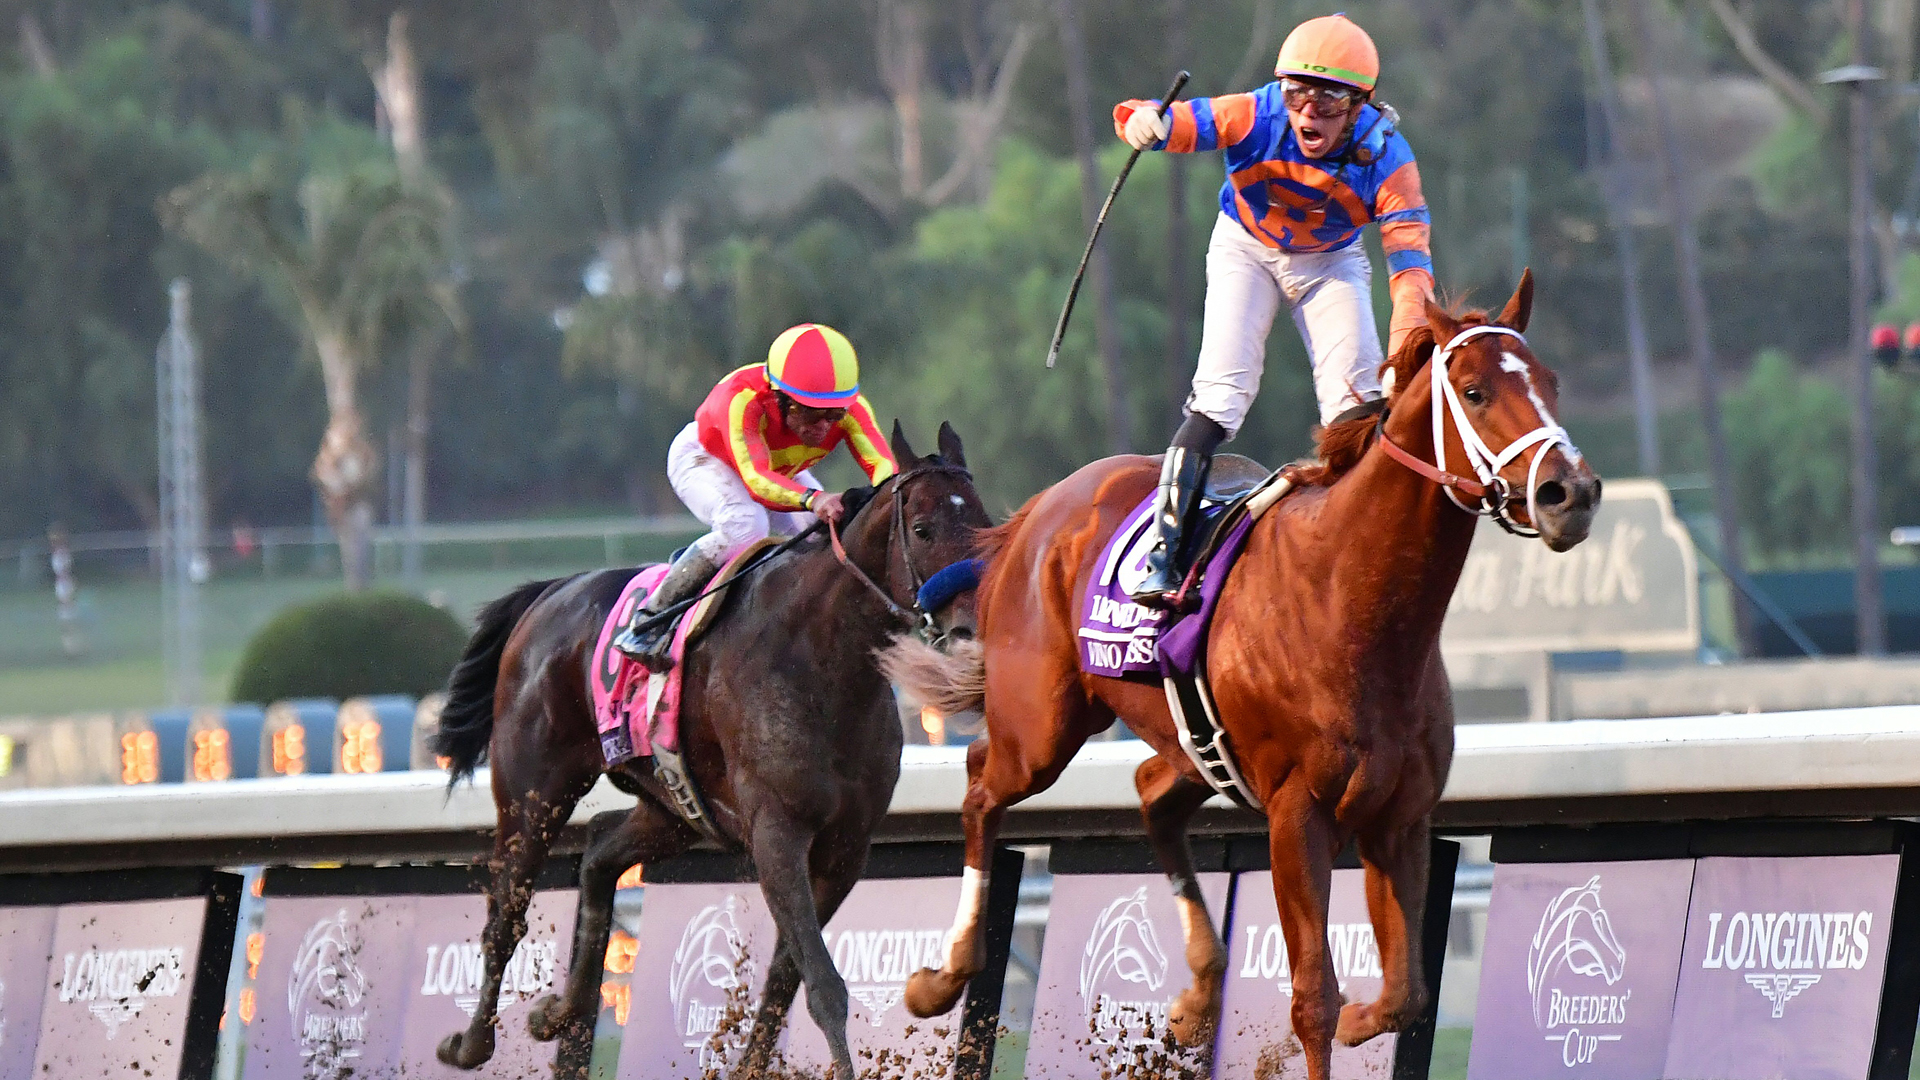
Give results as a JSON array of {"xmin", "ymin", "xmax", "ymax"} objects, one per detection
[
  {"xmin": 1462, "ymin": 385, "xmax": 1485, "ymax": 405},
  {"xmin": 912, "ymin": 521, "xmax": 933, "ymax": 540}
]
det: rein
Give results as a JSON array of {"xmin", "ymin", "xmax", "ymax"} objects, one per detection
[
  {"xmin": 1375, "ymin": 324, "xmax": 1576, "ymax": 538},
  {"xmin": 826, "ymin": 462, "xmax": 974, "ymax": 635}
]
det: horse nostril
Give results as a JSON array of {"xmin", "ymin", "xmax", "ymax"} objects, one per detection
[{"xmin": 1534, "ymin": 480, "xmax": 1567, "ymax": 508}]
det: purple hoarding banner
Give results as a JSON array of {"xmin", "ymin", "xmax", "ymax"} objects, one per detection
[
  {"xmin": 1663, "ymin": 855, "xmax": 1900, "ymax": 1080},
  {"xmin": 0, "ymin": 906, "xmax": 54, "ymax": 1079},
  {"xmin": 1023, "ymin": 872, "xmax": 1230, "ymax": 1080},
  {"xmin": 32, "ymin": 897, "xmax": 209, "ymax": 1078},
  {"xmin": 785, "ymin": 877, "xmax": 967, "ymax": 1072},
  {"xmin": 243, "ymin": 895, "xmax": 419, "ymax": 1079},
  {"xmin": 1468, "ymin": 860, "xmax": 1694, "ymax": 1080},
  {"xmin": 1215, "ymin": 868, "xmax": 1391, "ymax": 1080},
  {"xmin": 394, "ymin": 889, "xmax": 576, "ymax": 1077},
  {"xmin": 619, "ymin": 882, "xmax": 779, "ymax": 1080}
]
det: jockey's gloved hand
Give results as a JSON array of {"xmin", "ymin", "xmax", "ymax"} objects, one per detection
[
  {"xmin": 1123, "ymin": 106, "xmax": 1170, "ymax": 150},
  {"xmin": 837, "ymin": 485, "xmax": 878, "ymax": 523}
]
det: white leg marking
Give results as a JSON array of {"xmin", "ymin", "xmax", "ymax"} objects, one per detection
[{"xmin": 944, "ymin": 866, "xmax": 989, "ymax": 970}]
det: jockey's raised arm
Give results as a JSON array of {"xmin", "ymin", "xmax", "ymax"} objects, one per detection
[{"xmin": 1113, "ymin": 13, "xmax": 1438, "ymax": 610}]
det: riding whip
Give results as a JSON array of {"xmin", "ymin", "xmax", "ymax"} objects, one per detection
[
  {"xmin": 1046, "ymin": 69, "xmax": 1190, "ymax": 369},
  {"xmin": 624, "ymin": 521, "xmax": 824, "ymax": 637}
]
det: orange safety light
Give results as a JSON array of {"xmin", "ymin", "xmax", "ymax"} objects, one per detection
[
  {"xmin": 339, "ymin": 717, "xmax": 383, "ymax": 774},
  {"xmin": 271, "ymin": 724, "xmax": 307, "ymax": 776},
  {"xmin": 120, "ymin": 730, "xmax": 159, "ymax": 785},
  {"xmin": 192, "ymin": 728, "xmax": 232, "ymax": 782}
]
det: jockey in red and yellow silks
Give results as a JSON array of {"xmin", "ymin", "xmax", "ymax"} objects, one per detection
[
  {"xmin": 694, "ymin": 362, "xmax": 895, "ymax": 514},
  {"xmin": 614, "ymin": 323, "xmax": 899, "ymax": 670},
  {"xmin": 1116, "ymin": 13, "xmax": 1435, "ymax": 609}
]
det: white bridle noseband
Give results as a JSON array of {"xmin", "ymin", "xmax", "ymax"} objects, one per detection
[{"xmin": 1426, "ymin": 325, "xmax": 1579, "ymax": 537}]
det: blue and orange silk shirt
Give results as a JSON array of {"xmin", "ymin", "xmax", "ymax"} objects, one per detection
[
  {"xmin": 1115, "ymin": 87, "xmax": 1436, "ymax": 348},
  {"xmin": 694, "ymin": 364, "xmax": 897, "ymax": 512}
]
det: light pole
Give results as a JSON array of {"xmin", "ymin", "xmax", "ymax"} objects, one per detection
[{"xmin": 1822, "ymin": 38, "xmax": 1887, "ymax": 656}]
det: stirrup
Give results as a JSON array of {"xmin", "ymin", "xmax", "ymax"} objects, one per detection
[
  {"xmin": 614, "ymin": 615, "xmax": 676, "ymax": 672},
  {"xmin": 1131, "ymin": 562, "xmax": 1199, "ymax": 613}
]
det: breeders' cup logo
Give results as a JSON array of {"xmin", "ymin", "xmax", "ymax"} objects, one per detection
[
  {"xmin": 1079, "ymin": 888, "xmax": 1170, "ymax": 1047},
  {"xmin": 56, "ymin": 944, "xmax": 187, "ymax": 1038},
  {"xmin": 288, "ymin": 910, "xmax": 369, "ymax": 1080},
  {"xmin": 828, "ymin": 927, "xmax": 949, "ymax": 1026},
  {"xmin": 419, "ymin": 937, "xmax": 559, "ymax": 1019},
  {"xmin": 1698, "ymin": 908, "xmax": 1874, "ymax": 1018},
  {"xmin": 1527, "ymin": 876, "xmax": 1628, "ymax": 1067},
  {"xmin": 670, "ymin": 897, "xmax": 756, "ymax": 1068}
]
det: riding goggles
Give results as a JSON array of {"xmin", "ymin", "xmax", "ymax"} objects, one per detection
[{"xmin": 1279, "ymin": 77, "xmax": 1360, "ymax": 111}]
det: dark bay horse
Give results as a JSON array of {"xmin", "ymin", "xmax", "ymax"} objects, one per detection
[
  {"xmin": 890, "ymin": 275, "xmax": 1600, "ymax": 1080},
  {"xmin": 431, "ymin": 423, "xmax": 991, "ymax": 1079}
]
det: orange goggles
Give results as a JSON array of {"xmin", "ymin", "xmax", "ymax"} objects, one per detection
[{"xmin": 1279, "ymin": 78, "xmax": 1361, "ymax": 111}]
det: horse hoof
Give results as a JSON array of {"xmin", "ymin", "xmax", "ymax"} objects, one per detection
[
  {"xmin": 904, "ymin": 966, "xmax": 969, "ymax": 1018},
  {"xmin": 1335, "ymin": 1002, "xmax": 1389, "ymax": 1047},
  {"xmin": 528, "ymin": 994, "xmax": 570, "ymax": 1042},
  {"xmin": 1166, "ymin": 990, "xmax": 1217, "ymax": 1048},
  {"xmin": 436, "ymin": 1029, "xmax": 496, "ymax": 1069}
]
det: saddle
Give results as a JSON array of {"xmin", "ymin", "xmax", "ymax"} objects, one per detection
[
  {"xmin": 1078, "ymin": 455, "xmax": 1301, "ymax": 811},
  {"xmin": 590, "ymin": 539, "xmax": 778, "ymax": 845}
]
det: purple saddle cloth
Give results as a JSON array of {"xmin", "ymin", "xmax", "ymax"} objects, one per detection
[{"xmin": 1077, "ymin": 496, "xmax": 1258, "ymax": 681}]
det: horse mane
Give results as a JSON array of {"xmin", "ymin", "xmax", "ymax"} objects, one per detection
[
  {"xmin": 1292, "ymin": 306, "xmax": 1496, "ymax": 487},
  {"xmin": 970, "ymin": 499, "xmax": 1036, "ymax": 627}
]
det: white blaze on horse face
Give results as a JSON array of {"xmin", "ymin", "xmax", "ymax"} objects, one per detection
[
  {"xmin": 1500, "ymin": 350, "xmax": 1585, "ymax": 465},
  {"xmin": 950, "ymin": 495, "xmax": 965, "ymax": 507},
  {"xmin": 944, "ymin": 866, "xmax": 989, "ymax": 970}
]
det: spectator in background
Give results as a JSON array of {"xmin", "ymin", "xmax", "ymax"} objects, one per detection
[{"xmin": 47, "ymin": 523, "xmax": 83, "ymax": 657}]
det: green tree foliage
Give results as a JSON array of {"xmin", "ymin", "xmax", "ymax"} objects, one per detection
[
  {"xmin": 229, "ymin": 589, "xmax": 466, "ymax": 702},
  {"xmin": 162, "ymin": 111, "xmax": 461, "ymax": 587},
  {"xmin": 2, "ymin": 0, "xmax": 1912, "ymax": 573}
]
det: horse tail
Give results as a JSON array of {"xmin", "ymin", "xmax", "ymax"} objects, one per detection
[
  {"xmin": 879, "ymin": 635, "xmax": 985, "ymax": 717},
  {"xmin": 434, "ymin": 577, "xmax": 563, "ymax": 788}
]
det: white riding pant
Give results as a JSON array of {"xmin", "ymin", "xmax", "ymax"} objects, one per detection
[
  {"xmin": 666, "ymin": 422, "xmax": 819, "ymax": 563},
  {"xmin": 1186, "ymin": 213, "xmax": 1385, "ymax": 433}
]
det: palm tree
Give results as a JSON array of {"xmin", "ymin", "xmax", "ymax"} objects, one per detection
[{"xmin": 161, "ymin": 138, "xmax": 460, "ymax": 589}]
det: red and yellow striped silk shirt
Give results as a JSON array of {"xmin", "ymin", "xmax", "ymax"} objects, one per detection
[{"xmin": 694, "ymin": 364, "xmax": 897, "ymax": 511}]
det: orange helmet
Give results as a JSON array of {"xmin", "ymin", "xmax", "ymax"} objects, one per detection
[
  {"xmin": 765, "ymin": 323, "xmax": 861, "ymax": 409},
  {"xmin": 1275, "ymin": 14, "xmax": 1379, "ymax": 93}
]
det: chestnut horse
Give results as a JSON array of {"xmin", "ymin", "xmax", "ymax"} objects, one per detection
[
  {"xmin": 891, "ymin": 275, "xmax": 1600, "ymax": 1080},
  {"xmin": 431, "ymin": 424, "xmax": 990, "ymax": 1080}
]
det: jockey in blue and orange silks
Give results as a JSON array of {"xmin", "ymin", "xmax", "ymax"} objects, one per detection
[
  {"xmin": 615, "ymin": 323, "xmax": 898, "ymax": 670},
  {"xmin": 1114, "ymin": 13, "xmax": 1436, "ymax": 608}
]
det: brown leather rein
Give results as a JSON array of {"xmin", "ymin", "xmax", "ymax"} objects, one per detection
[
  {"xmin": 1374, "ymin": 412, "xmax": 1489, "ymax": 499},
  {"xmin": 826, "ymin": 462, "xmax": 973, "ymax": 627}
]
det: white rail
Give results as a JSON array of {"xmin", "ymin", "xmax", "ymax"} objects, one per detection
[{"xmin": 3, "ymin": 706, "xmax": 1919, "ymax": 870}]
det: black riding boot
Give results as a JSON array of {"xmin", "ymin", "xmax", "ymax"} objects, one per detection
[
  {"xmin": 1131, "ymin": 445, "xmax": 1213, "ymax": 610},
  {"xmin": 613, "ymin": 546, "xmax": 721, "ymax": 672}
]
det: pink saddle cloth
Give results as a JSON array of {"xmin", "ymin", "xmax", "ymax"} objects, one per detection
[
  {"xmin": 589, "ymin": 565, "xmax": 683, "ymax": 766},
  {"xmin": 587, "ymin": 540, "xmax": 775, "ymax": 768}
]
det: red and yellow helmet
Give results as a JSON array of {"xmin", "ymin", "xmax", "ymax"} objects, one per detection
[
  {"xmin": 1275, "ymin": 14, "xmax": 1379, "ymax": 93},
  {"xmin": 765, "ymin": 323, "xmax": 861, "ymax": 409}
]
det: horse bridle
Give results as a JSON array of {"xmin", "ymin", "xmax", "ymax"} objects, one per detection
[
  {"xmin": 1375, "ymin": 324, "xmax": 1577, "ymax": 538},
  {"xmin": 826, "ymin": 462, "xmax": 974, "ymax": 635}
]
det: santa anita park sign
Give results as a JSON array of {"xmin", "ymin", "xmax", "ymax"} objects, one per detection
[{"xmin": 1443, "ymin": 478, "xmax": 1700, "ymax": 655}]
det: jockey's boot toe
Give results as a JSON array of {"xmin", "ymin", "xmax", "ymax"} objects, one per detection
[
  {"xmin": 1129, "ymin": 547, "xmax": 1186, "ymax": 610},
  {"xmin": 616, "ymin": 619, "xmax": 677, "ymax": 673}
]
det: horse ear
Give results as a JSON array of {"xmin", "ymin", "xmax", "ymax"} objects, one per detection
[
  {"xmin": 1424, "ymin": 297, "xmax": 1461, "ymax": 352},
  {"xmin": 936, "ymin": 421, "xmax": 966, "ymax": 468},
  {"xmin": 889, "ymin": 419, "xmax": 920, "ymax": 466},
  {"xmin": 1497, "ymin": 267, "xmax": 1534, "ymax": 332}
]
